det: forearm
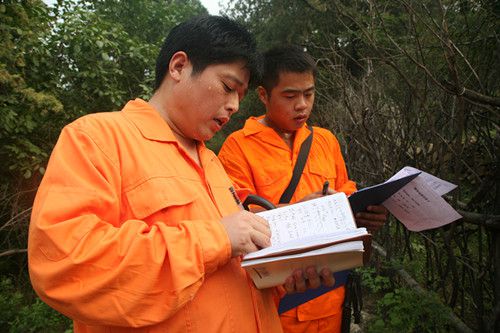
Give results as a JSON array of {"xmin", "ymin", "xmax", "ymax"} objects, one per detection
[{"xmin": 29, "ymin": 212, "xmax": 231, "ymax": 327}]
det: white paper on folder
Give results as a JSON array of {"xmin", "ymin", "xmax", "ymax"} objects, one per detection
[
  {"xmin": 383, "ymin": 171, "xmax": 462, "ymax": 232},
  {"xmin": 387, "ymin": 166, "xmax": 457, "ymax": 196}
]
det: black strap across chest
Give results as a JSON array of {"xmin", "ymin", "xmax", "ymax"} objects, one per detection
[{"xmin": 278, "ymin": 125, "xmax": 313, "ymax": 204}]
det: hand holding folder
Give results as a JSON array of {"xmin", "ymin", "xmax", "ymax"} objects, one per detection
[{"xmin": 348, "ymin": 172, "xmax": 421, "ymax": 214}]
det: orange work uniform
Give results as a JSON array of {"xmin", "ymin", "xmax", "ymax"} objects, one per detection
[
  {"xmin": 218, "ymin": 116, "xmax": 357, "ymax": 333},
  {"xmin": 28, "ymin": 100, "xmax": 282, "ymax": 333}
]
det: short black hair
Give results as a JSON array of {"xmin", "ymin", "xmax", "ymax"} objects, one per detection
[
  {"xmin": 154, "ymin": 15, "xmax": 261, "ymax": 91},
  {"xmin": 261, "ymin": 45, "xmax": 317, "ymax": 93}
]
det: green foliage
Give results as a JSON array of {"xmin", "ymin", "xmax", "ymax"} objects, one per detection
[
  {"xmin": 11, "ymin": 298, "xmax": 72, "ymax": 333},
  {"xmin": 92, "ymin": 0, "xmax": 207, "ymax": 45},
  {"xmin": 43, "ymin": 0, "xmax": 206, "ymax": 115},
  {"xmin": 0, "ymin": 278, "xmax": 71, "ymax": 333},
  {"xmin": 0, "ymin": 1, "xmax": 63, "ymax": 181},
  {"xmin": 359, "ymin": 266, "xmax": 391, "ymax": 293},
  {"xmin": 0, "ymin": 278, "xmax": 23, "ymax": 330},
  {"xmin": 1, "ymin": 0, "xmax": 208, "ymax": 185},
  {"xmin": 367, "ymin": 288, "xmax": 452, "ymax": 333}
]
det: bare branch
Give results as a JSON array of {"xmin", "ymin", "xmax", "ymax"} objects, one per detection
[
  {"xmin": 0, "ymin": 248, "xmax": 27, "ymax": 258},
  {"xmin": 442, "ymin": 81, "xmax": 500, "ymax": 108}
]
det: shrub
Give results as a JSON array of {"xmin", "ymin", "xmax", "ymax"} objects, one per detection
[
  {"xmin": 367, "ymin": 288, "xmax": 452, "ymax": 333},
  {"xmin": 0, "ymin": 278, "xmax": 71, "ymax": 333}
]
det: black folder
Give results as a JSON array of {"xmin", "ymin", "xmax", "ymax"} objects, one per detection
[{"xmin": 348, "ymin": 172, "xmax": 421, "ymax": 214}]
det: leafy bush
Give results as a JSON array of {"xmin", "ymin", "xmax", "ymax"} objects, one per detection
[
  {"xmin": 359, "ymin": 266, "xmax": 391, "ymax": 293},
  {"xmin": 0, "ymin": 278, "xmax": 71, "ymax": 333},
  {"xmin": 0, "ymin": 278, "xmax": 24, "ymax": 330},
  {"xmin": 367, "ymin": 288, "xmax": 452, "ymax": 333}
]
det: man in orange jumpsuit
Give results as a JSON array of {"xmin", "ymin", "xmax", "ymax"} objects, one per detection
[
  {"xmin": 28, "ymin": 17, "xmax": 335, "ymax": 333},
  {"xmin": 218, "ymin": 45, "xmax": 388, "ymax": 333}
]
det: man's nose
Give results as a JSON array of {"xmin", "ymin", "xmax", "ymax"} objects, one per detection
[
  {"xmin": 225, "ymin": 93, "xmax": 239, "ymax": 115},
  {"xmin": 295, "ymin": 95, "xmax": 308, "ymax": 110}
]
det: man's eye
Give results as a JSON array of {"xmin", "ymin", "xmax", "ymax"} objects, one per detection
[
  {"xmin": 223, "ymin": 83, "xmax": 233, "ymax": 93},
  {"xmin": 284, "ymin": 95, "xmax": 295, "ymax": 99}
]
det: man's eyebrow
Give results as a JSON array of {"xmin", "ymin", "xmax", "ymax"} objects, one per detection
[
  {"xmin": 223, "ymin": 74, "xmax": 249, "ymax": 96},
  {"xmin": 282, "ymin": 86, "xmax": 315, "ymax": 93},
  {"xmin": 223, "ymin": 74, "xmax": 246, "ymax": 87}
]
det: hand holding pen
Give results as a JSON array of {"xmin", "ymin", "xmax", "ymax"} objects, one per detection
[
  {"xmin": 298, "ymin": 180, "xmax": 333, "ymax": 203},
  {"xmin": 223, "ymin": 186, "xmax": 271, "ymax": 257}
]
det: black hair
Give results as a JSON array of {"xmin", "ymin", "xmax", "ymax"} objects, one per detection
[
  {"xmin": 261, "ymin": 45, "xmax": 317, "ymax": 93},
  {"xmin": 154, "ymin": 15, "xmax": 261, "ymax": 91}
]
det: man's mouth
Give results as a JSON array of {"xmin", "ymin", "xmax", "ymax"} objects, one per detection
[{"xmin": 214, "ymin": 117, "xmax": 228, "ymax": 127}]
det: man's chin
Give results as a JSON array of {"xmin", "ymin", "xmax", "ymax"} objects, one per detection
[{"xmin": 200, "ymin": 131, "xmax": 217, "ymax": 142}]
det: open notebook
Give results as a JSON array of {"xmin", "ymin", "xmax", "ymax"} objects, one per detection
[{"xmin": 241, "ymin": 193, "xmax": 368, "ymax": 289}]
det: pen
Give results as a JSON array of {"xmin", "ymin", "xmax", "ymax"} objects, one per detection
[
  {"xmin": 322, "ymin": 181, "xmax": 329, "ymax": 195},
  {"xmin": 229, "ymin": 186, "xmax": 244, "ymax": 209}
]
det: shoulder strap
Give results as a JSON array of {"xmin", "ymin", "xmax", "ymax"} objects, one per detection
[
  {"xmin": 277, "ymin": 125, "xmax": 352, "ymax": 312},
  {"xmin": 279, "ymin": 125, "xmax": 313, "ymax": 204}
]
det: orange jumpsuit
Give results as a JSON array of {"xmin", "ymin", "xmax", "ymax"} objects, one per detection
[
  {"xmin": 28, "ymin": 100, "xmax": 282, "ymax": 333},
  {"xmin": 218, "ymin": 116, "xmax": 357, "ymax": 333}
]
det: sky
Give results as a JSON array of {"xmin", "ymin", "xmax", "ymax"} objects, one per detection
[{"xmin": 199, "ymin": 0, "xmax": 228, "ymax": 15}]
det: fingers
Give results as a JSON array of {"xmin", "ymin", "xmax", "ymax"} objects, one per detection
[
  {"xmin": 247, "ymin": 213, "xmax": 271, "ymax": 238},
  {"xmin": 358, "ymin": 212, "xmax": 386, "ymax": 221},
  {"xmin": 367, "ymin": 205, "xmax": 388, "ymax": 214},
  {"xmin": 284, "ymin": 276, "xmax": 295, "ymax": 293},
  {"xmin": 245, "ymin": 212, "xmax": 271, "ymax": 250},
  {"xmin": 250, "ymin": 228, "xmax": 271, "ymax": 249},
  {"xmin": 293, "ymin": 270, "xmax": 307, "ymax": 293},
  {"xmin": 240, "ymin": 242, "xmax": 260, "ymax": 256},
  {"xmin": 355, "ymin": 205, "xmax": 389, "ymax": 233},
  {"xmin": 298, "ymin": 192, "xmax": 322, "ymax": 202},
  {"xmin": 305, "ymin": 266, "xmax": 321, "ymax": 289},
  {"xmin": 298, "ymin": 188, "xmax": 338, "ymax": 203},
  {"xmin": 356, "ymin": 219, "xmax": 385, "ymax": 228},
  {"xmin": 356, "ymin": 215, "xmax": 386, "ymax": 226},
  {"xmin": 221, "ymin": 211, "xmax": 272, "ymax": 257},
  {"xmin": 356, "ymin": 211, "xmax": 387, "ymax": 222},
  {"xmin": 320, "ymin": 268, "xmax": 335, "ymax": 287},
  {"xmin": 283, "ymin": 269, "xmax": 307, "ymax": 293},
  {"xmin": 358, "ymin": 205, "xmax": 388, "ymax": 218},
  {"xmin": 356, "ymin": 219, "xmax": 385, "ymax": 233},
  {"xmin": 284, "ymin": 267, "xmax": 335, "ymax": 294}
]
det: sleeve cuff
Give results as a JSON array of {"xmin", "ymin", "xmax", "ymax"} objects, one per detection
[{"xmin": 192, "ymin": 219, "xmax": 232, "ymax": 275}]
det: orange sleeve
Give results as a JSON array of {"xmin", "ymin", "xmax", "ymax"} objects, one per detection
[
  {"xmin": 330, "ymin": 134, "xmax": 357, "ymax": 195},
  {"xmin": 218, "ymin": 133, "xmax": 257, "ymax": 194},
  {"xmin": 28, "ymin": 125, "xmax": 231, "ymax": 327}
]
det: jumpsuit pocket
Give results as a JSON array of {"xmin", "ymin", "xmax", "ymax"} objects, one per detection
[
  {"xmin": 308, "ymin": 161, "xmax": 337, "ymax": 185},
  {"xmin": 126, "ymin": 176, "xmax": 199, "ymax": 224}
]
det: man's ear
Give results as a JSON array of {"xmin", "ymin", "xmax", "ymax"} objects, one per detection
[
  {"xmin": 257, "ymin": 86, "xmax": 269, "ymax": 106},
  {"xmin": 168, "ymin": 51, "xmax": 190, "ymax": 82}
]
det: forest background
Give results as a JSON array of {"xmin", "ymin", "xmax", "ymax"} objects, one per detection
[{"xmin": 0, "ymin": 0, "xmax": 498, "ymax": 332}]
